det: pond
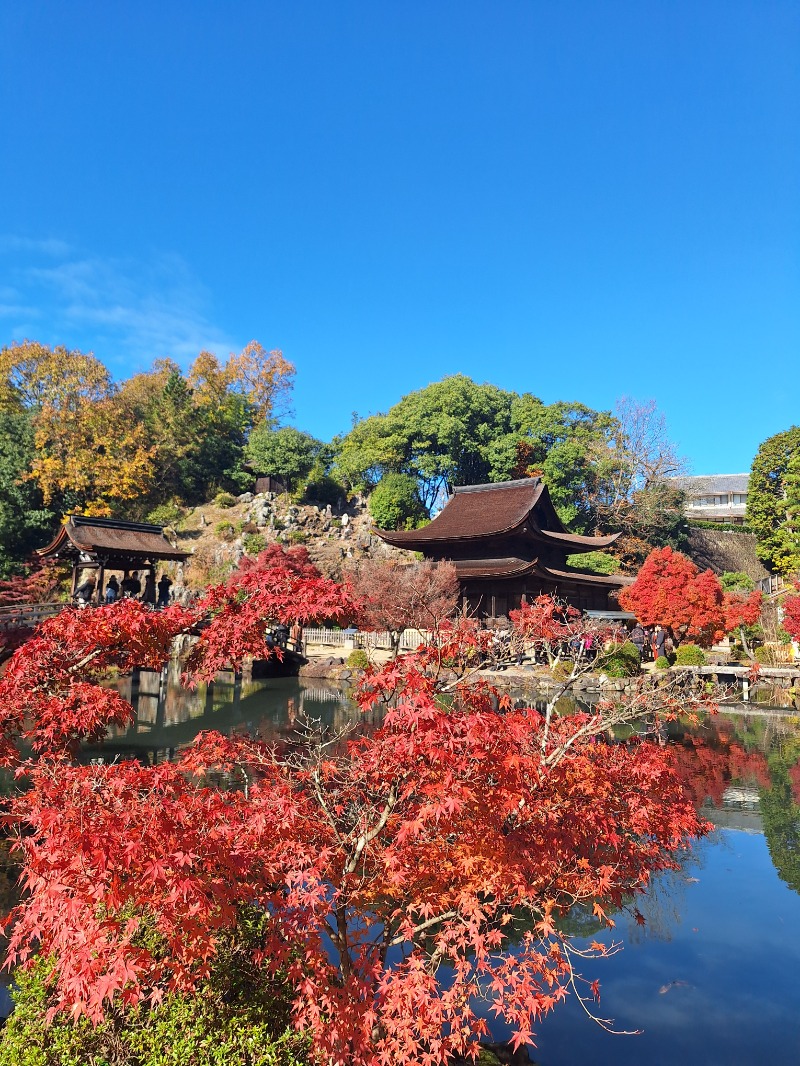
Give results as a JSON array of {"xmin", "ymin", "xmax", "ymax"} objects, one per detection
[{"xmin": 88, "ymin": 674, "xmax": 800, "ymax": 1064}]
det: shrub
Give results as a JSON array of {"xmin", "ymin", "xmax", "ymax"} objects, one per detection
[
  {"xmin": 597, "ymin": 641, "xmax": 641, "ymax": 678},
  {"xmin": 0, "ymin": 942, "xmax": 309, "ymax": 1066},
  {"xmin": 368, "ymin": 473, "xmax": 427, "ymax": 531},
  {"xmin": 551, "ymin": 659, "xmax": 574, "ymax": 681},
  {"xmin": 565, "ymin": 551, "xmax": 620, "ymax": 576},
  {"xmin": 674, "ymin": 643, "xmax": 706, "ymax": 666},
  {"xmin": 754, "ymin": 644, "xmax": 788, "ymax": 665},
  {"xmin": 286, "ymin": 529, "xmax": 307, "ymax": 545},
  {"xmin": 655, "ymin": 655, "xmax": 671, "ymax": 670},
  {"xmin": 214, "ymin": 521, "xmax": 236, "ymax": 540},
  {"xmin": 243, "ymin": 532, "xmax": 268, "ymax": 556},
  {"xmin": 346, "ymin": 648, "xmax": 370, "ymax": 671},
  {"xmin": 214, "ymin": 491, "xmax": 237, "ymax": 508},
  {"xmin": 302, "ymin": 475, "xmax": 345, "ymax": 508},
  {"xmin": 145, "ymin": 501, "xmax": 184, "ymax": 527}
]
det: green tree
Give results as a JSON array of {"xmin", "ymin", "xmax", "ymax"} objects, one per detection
[
  {"xmin": 747, "ymin": 426, "xmax": 800, "ymax": 574},
  {"xmin": 335, "ymin": 376, "xmax": 517, "ymax": 510},
  {"xmin": 368, "ymin": 472, "xmax": 427, "ymax": 530},
  {"xmin": 0, "ymin": 410, "xmax": 56, "ymax": 576},
  {"xmin": 335, "ymin": 376, "xmax": 620, "ymax": 528},
  {"xmin": 245, "ymin": 425, "xmax": 323, "ymax": 492},
  {"xmin": 119, "ymin": 361, "xmax": 249, "ymax": 509}
]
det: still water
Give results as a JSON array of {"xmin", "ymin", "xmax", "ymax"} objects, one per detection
[{"xmin": 94, "ymin": 673, "xmax": 800, "ymax": 1065}]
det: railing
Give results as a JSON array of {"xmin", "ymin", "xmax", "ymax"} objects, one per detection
[
  {"xmin": 0, "ymin": 601, "xmax": 66, "ymax": 631},
  {"xmin": 302, "ymin": 627, "xmax": 426, "ymax": 651}
]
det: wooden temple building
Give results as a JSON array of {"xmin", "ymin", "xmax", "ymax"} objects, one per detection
[
  {"xmin": 37, "ymin": 515, "xmax": 190, "ymax": 599},
  {"xmin": 376, "ymin": 478, "xmax": 631, "ymax": 617}
]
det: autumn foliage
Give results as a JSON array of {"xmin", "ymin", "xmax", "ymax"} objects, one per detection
[
  {"xmin": 781, "ymin": 584, "xmax": 800, "ymax": 643},
  {"xmin": 349, "ymin": 558, "xmax": 459, "ymax": 657},
  {"xmin": 0, "ymin": 552, "xmax": 711, "ymax": 1063},
  {"xmin": 619, "ymin": 546, "xmax": 762, "ymax": 645}
]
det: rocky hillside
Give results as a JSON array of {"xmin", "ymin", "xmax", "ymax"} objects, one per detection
[
  {"xmin": 170, "ymin": 491, "xmax": 408, "ymax": 589},
  {"xmin": 164, "ymin": 496, "xmax": 772, "ymax": 594}
]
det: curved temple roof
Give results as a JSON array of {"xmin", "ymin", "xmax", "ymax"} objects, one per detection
[
  {"xmin": 37, "ymin": 515, "xmax": 190, "ymax": 565},
  {"xmin": 450, "ymin": 556, "xmax": 633, "ymax": 587},
  {"xmin": 377, "ymin": 478, "xmax": 619, "ymax": 552}
]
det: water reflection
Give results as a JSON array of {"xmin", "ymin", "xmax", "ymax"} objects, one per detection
[
  {"xmin": 92, "ymin": 668, "xmax": 373, "ymax": 766},
  {"xmin": 77, "ymin": 677, "xmax": 800, "ymax": 1060},
  {"xmin": 92, "ymin": 673, "xmax": 800, "ymax": 902}
]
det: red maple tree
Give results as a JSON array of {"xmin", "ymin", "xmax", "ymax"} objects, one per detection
[
  {"xmin": 619, "ymin": 546, "xmax": 762, "ymax": 646},
  {"xmin": 781, "ymin": 584, "xmax": 800, "ymax": 643},
  {"xmin": 349, "ymin": 558, "xmax": 459, "ymax": 658},
  {"xmin": 0, "ymin": 563, "xmax": 712, "ymax": 1064}
]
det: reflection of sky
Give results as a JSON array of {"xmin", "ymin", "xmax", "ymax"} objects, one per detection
[{"xmin": 520, "ymin": 830, "xmax": 800, "ymax": 1065}]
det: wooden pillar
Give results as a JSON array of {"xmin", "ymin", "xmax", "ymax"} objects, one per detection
[
  {"xmin": 97, "ymin": 563, "xmax": 106, "ymax": 604},
  {"xmin": 70, "ymin": 562, "xmax": 79, "ymax": 599}
]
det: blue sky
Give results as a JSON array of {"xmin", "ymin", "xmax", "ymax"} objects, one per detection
[{"xmin": 1, "ymin": 2, "xmax": 798, "ymax": 474}]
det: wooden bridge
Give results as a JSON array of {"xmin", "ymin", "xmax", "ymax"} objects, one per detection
[{"xmin": 0, "ymin": 601, "xmax": 66, "ymax": 633}]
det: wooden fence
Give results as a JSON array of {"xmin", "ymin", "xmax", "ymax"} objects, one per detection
[{"xmin": 302, "ymin": 627, "xmax": 426, "ymax": 651}]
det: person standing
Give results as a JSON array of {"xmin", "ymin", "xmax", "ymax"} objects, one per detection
[
  {"xmin": 654, "ymin": 625, "xmax": 669, "ymax": 661},
  {"xmin": 630, "ymin": 623, "xmax": 647, "ymax": 657},
  {"xmin": 142, "ymin": 572, "xmax": 157, "ymax": 606},
  {"xmin": 157, "ymin": 574, "xmax": 173, "ymax": 608},
  {"xmin": 74, "ymin": 577, "xmax": 96, "ymax": 607},
  {"xmin": 104, "ymin": 575, "xmax": 120, "ymax": 604}
]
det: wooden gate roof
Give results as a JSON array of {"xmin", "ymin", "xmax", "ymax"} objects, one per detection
[{"xmin": 37, "ymin": 515, "xmax": 190, "ymax": 568}]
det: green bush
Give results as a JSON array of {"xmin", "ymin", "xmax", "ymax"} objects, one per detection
[
  {"xmin": 0, "ymin": 946, "xmax": 309, "ymax": 1066},
  {"xmin": 145, "ymin": 501, "xmax": 184, "ymax": 527},
  {"xmin": 302, "ymin": 475, "xmax": 345, "ymax": 508},
  {"xmin": 674, "ymin": 643, "xmax": 706, "ymax": 666},
  {"xmin": 654, "ymin": 655, "xmax": 671, "ymax": 670},
  {"xmin": 214, "ymin": 491, "xmax": 237, "ymax": 508},
  {"xmin": 286, "ymin": 529, "xmax": 307, "ymax": 544},
  {"xmin": 243, "ymin": 532, "xmax": 267, "ymax": 556},
  {"xmin": 597, "ymin": 641, "xmax": 641, "ymax": 678},
  {"xmin": 214, "ymin": 520, "xmax": 236, "ymax": 540},
  {"xmin": 688, "ymin": 520, "xmax": 752, "ymax": 533},
  {"xmin": 565, "ymin": 551, "xmax": 620, "ymax": 576},
  {"xmin": 551, "ymin": 658, "xmax": 574, "ymax": 681},
  {"xmin": 368, "ymin": 473, "xmax": 427, "ymax": 531},
  {"xmin": 755, "ymin": 645, "xmax": 781, "ymax": 665},
  {"xmin": 346, "ymin": 649, "xmax": 370, "ymax": 671}
]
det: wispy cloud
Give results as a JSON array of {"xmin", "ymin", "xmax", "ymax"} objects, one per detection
[{"xmin": 0, "ymin": 237, "xmax": 238, "ymax": 376}]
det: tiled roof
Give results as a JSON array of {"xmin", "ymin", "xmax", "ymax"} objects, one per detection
[
  {"xmin": 377, "ymin": 479, "xmax": 618, "ymax": 550},
  {"xmin": 670, "ymin": 474, "xmax": 750, "ymax": 495},
  {"xmin": 539, "ymin": 564, "xmax": 633, "ymax": 588},
  {"xmin": 447, "ymin": 557, "xmax": 631, "ymax": 586},
  {"xmin": 452, "ymin": 557, "xmax": 540, "ymax": 579},
  {"xmin": 38, "ymin": 516, "xmax": 190, "ymax": 562},
  {"xmin": 383, "ymin": 479, "xmax": 547, "ymax": 544}
]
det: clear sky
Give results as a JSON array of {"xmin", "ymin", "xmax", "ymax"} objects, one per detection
[{"xmin": 1, "ymin": 2, "xmax": 798, "ymax": 474}]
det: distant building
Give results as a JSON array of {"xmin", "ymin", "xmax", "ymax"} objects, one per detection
[{"xmin": 670, "ymin": 474, "xmax": 749, "ymax": 524}]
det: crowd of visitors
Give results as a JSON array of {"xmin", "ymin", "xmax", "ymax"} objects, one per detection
[{"xmin": 73, "ymin": 570, "xmax": 174, "ymax": 609}]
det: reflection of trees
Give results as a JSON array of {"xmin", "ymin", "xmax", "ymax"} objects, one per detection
[
  {"xmin": 761, "ymin": 756, "xmax": 800, "ymax": 895},
  {"xmin": 669, "ymin": 716, "xmax": 772, "ymax": 808}
]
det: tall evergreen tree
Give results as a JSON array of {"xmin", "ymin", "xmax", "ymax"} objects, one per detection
[{"xmin": 747, "ymin": 426, "xmax": 800, "ymax": 574}]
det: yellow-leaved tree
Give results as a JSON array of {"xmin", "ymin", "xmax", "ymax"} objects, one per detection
[{"xmin": 1, "ymin": 340, "xmax": 156, "ymax": 515}]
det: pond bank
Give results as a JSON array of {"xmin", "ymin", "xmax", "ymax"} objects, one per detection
[{"xmin": 297, "ymin": 654, "xmax": 800, "ymax": 712}]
